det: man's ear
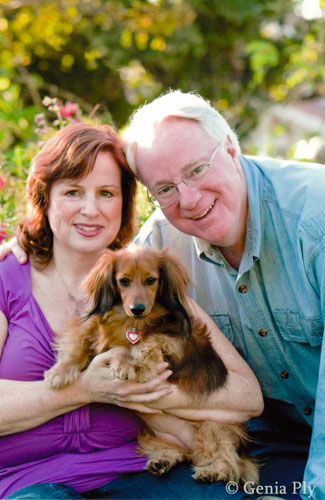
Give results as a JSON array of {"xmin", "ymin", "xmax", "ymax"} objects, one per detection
[{"xmin": 225, "ymin": 135, "xmax": 237, "ymax": 159}]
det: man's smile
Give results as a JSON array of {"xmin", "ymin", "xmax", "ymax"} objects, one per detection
[{"xmin": 191, "ymin": 200, "xmax": 216, "ymax": 220}]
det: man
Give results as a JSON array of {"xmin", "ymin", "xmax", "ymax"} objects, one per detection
[{"xmin": 122, "ymin": 90, "xmax": 325, "ymax": 500}]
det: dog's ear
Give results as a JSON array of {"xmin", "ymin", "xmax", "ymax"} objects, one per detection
[
  {"xmin": 158, "ymin": 248, "xmax": 192, "ymax": 304},
  {"xmin": 158, "ymin": 249, "xmax": 192, "ymax": 336},
  {"xmin": 82, "ymin": 250, "xmax": 117, "ymax": 318}
]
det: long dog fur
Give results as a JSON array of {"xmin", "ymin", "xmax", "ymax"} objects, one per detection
[{"xmin": 44, "ymin": 246, "xmax": 258, "ymax": 485}]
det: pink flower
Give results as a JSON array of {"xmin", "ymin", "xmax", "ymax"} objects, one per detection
[
  {"xmin": 0, "ymin": 224, "xmax": 9, "ymax": 243},
  {"xmin": 60, "ymin": 102, "xmax": 78, "ymax": 118},
  {"xmin": 0, "ymin": 176, "xmax": 5, "ymax": 190}
]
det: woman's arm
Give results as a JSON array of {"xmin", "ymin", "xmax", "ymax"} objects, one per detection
[
  {"xmin": 0, "ymin": 351, "xmax": 173, "ymax": 436},
  {"xmin": 0, "ymin": 240, "xmax": 262, "ymax": 425},
  {"xmin": 145, "ymin": 298, "xmax": 264, "ymax": 424}
]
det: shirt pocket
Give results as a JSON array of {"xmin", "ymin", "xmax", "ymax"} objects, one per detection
[
  {"xmin": 210, "ymin": 313, "xmax": 234, "ymax": 343},
  {"xmin": 273, "ymin": 309, "xmax": 323, "ymax": 347}
]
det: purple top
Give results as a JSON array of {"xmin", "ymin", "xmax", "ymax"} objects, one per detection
[{"xmin": 0, "ymin": 255, "xmax": 146, "ymax": 497}]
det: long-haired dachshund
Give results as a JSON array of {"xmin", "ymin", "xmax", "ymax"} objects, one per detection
[{"xmin": 44, "ymin": 246, "xmax": 258, "ymax": 485}]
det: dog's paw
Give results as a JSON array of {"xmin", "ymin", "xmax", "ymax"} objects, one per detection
[
  {"xmin": 109, "ymin": 360, "xmax": 136, "ymax": 381},
  {"xmin": 135, "ymin": 368, "xmax": 155, "ymax": 383},
  {"xmin": 239, "ymin": 457, "xmax": 259, "ymax": 486},
  {"xmin": 192, "ymin": 466, "xmax": 216, "ymax": 483},
  {"xmin": 192, "ymin": 462, "xmax": 239, "ymax": 484},
  {"xmin": 192, "ymin": 465, "xmax": 221, "ymax": 484},
  {"xmin": 147, "ymin": 459, "xmax": 173, "ymax": 476},
  {"xmin": 44, "ymin": 364, "xmax": 80, "ymax": 389}
]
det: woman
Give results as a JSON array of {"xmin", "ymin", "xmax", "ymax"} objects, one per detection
[{"xmin": 0, "ymin": 123, "xmax": 263, "ymax": 499}]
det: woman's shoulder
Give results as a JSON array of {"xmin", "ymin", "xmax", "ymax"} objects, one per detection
[
  {"xmin": 0, "ymin": 254, "xmax": 31, "ymax": 282},
  {"xmin": 0, "ymin": 255, "xmax": 31, "ymax": 317}
]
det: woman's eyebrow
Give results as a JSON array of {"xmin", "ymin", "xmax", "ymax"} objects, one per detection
[{"xmin": 62, "ymin": 181, "xmax": 119, "ymax": 188}]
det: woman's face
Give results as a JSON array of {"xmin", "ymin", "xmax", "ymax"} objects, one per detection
[{"xmin": 47, "ymin": 151, "xmax": 123, "ymax": 258}]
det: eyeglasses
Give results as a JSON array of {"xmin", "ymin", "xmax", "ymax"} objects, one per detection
[{"xmin": 147, "ymin": 143, "xmax": 219, "ymax": 208}]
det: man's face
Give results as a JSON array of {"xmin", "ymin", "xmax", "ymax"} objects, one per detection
[{"xmin": 136, "ymin": 117, "xmax": 248, "ymax": 251}]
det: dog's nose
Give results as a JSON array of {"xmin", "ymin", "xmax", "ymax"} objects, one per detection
[{"xmin": 130, "ymin": 303, "xmax": 146, "ymax": 316}]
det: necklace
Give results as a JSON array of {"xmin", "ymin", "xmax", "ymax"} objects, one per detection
[{"xmin": 54, "ymin": 264, "xmax": 86, "ymax": 316}]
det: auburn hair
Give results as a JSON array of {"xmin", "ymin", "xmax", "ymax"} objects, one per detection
[{"xmin": 18, "ymin": 122, "xmax": 137, "ymax": 265}]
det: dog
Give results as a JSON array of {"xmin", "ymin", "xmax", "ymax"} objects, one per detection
[{"xmin": 44, "ymin": 246, "xmax": 258, "ymax": 485}]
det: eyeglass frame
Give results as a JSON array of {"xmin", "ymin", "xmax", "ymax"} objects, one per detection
[{"xmin": 146, "ymin": 143, "xmax": 220, "ymax": 208}]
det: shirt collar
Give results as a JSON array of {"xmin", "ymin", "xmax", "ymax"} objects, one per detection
[{"xmin": 194, "ymin": 155, "xmax": 263, "ymax": 271}]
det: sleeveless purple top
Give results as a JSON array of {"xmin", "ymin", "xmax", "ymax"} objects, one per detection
[{"xmin": 0, "ymin": 255, "xmax": 146, "ymax": 497}]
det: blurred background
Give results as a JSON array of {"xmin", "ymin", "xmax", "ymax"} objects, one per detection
[{"xmin": 0, "ymin": 0, "xmax": 324, "ymax": 239}]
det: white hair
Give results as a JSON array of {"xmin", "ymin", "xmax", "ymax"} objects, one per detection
[{"xmin": 122, "ymin": 89, "xmax": 241, "ymax": 176}]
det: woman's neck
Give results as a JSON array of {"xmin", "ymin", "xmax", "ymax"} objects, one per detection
[{"xmin": 50, "ymin": 246, "xmax": 104, "ymax": 286}]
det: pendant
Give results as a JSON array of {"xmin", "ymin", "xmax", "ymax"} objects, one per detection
[{"xmin": 126, "ymin": 329, "xmax": 141, "ymax": 344}]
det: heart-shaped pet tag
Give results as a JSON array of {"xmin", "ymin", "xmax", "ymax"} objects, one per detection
[{"xmin": 126, "ymin": 330, "xmax": 140, "ymax": 344}]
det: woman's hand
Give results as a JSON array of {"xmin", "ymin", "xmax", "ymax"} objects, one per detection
[
  {"xmin": 0, "ymin": 353, "xmax": 173, "ymax": 436},
  {"xmin": 0, "ymin": 237, "xmax": 28, "ymax": 263},
  {"xmin": 76, "ymin": 351, "xmax": 174, "ymax": 413}
]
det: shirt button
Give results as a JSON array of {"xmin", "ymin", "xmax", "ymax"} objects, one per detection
[
  {"xmin": 304, "ymin": 407, "xmax": 312, "ymax": 416},
  {"xmin": 238, "ymin": 285, "xmax": 248, "ymax": 293},
  {"xmin": 280, "ymin": 370, "xmax": 289, "ymax": 379},
  {"xmin": 258, "ymin": 328, "xmax": 268, "ymax": 337}
]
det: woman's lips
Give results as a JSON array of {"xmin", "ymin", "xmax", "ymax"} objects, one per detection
[{"xmin": 74, "ymin": 224, "xmax": 103, "ymax": 237}]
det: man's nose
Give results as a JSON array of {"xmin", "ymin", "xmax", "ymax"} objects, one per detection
[{"xmin": 177, "ymin": 183, "xmax": 202, "ymax": 210}]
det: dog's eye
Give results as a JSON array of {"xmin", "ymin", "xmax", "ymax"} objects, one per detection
[
  {"xmin": 118, "ymin": 277, "xmax": 130, "ymax": 287},
  {"xmin": 145, "ymin": 277, "xmax": 157, "ymax": 286}
]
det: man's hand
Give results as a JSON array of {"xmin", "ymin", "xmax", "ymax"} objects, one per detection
[{"xmin": 0, "ymin": 237, "xmax": 28, "ymax": 263}]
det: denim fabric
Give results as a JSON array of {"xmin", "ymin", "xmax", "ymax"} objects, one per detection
[
  {"xmin": 135, "ymin": 155, "xmax": 325, "ymax": 499},
  {"xmin": 6, "ymin": 415, "xmax": 311, "ymax": 500},
  {"xmin": 6, "ymin": 483, "xmax": 84, "ymax": 499}
]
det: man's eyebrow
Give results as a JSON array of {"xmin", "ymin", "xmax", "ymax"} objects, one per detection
[
  {"xmin": 151, "ymin": 180, "xmax": 174, "ymax": 192},
  {"xmin": 151, "ymin": 155, "xmax": 207, "ymax": 189},
  {"xmin": 181, "ymin": 154, "xmax": 208, "ymax": 171}
]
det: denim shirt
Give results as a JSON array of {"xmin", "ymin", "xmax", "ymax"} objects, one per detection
[{"xmin": 135, "ymin": 155, "xmax": 325, "ymax": 499}]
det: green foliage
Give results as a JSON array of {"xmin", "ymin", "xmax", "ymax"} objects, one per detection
[
  {"xmin": 0, "ymin": 144, "xmax": 31, "ymax": 240},
  {"xmin": 136, "ymin": 182, "xmax": 154, "ymax": 228},
  {"xmin": 245, "ymin": 41, "xmax": 280, "ymax": 85},
  {"xmin": 1, "ymin": 0, "xmax": 323, "ymax": 135},
  {"xmin": 0, "ymin": 0, "xmax": 324, "ymax": 238}
]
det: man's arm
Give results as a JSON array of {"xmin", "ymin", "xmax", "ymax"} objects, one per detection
[
  {"xmin": 301, "ymin": 244, "xmax": 325, "ymax": 500},
  {"xmin": 135, "ymin": 213, "xmax": 263, "ymax": 422},
  {"xmin": 145, "ymin": 299, "xmax": 264, "ymax": 424},
  {"xmin": 1, "ymin": 222, "xmax": 263, "ymax": 425},
  {"xmin": 0, "ymin": 311, "xmax": 8, "ymax": 357},
  {"xmin": 0, "ymin": 237, "xmax": 27, "ymax": 263}
]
